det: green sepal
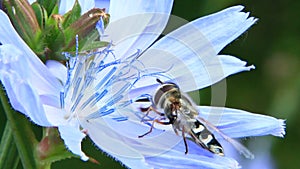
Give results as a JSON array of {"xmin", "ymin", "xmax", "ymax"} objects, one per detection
[
  {"xmin": 37, "ymin": 0, "xmax": 58, "ymax": 17},
  {"xmin": 62, "ymin": 8, "xmax": 106, "ymax": 51},
  {"xmin": 79, "ymin": 30, "xmax": 110, "ymax": 51},
  {"xmin": 36, "ymin": 128, "xmax": 76, "ymax": 165},
  {"xmin": 62, "ymin": 0, "xmax": 81, "ymax": 29},
  {"xmin": 3, "ymin": 0, "xmax": 110, "ymax": 62},
  {"xmin": 31, "ymin": 2, "xmax": 48, "ymax": 29},
  {"xmin": 3, "ymin": 0, "xmax": 41, "ymax": 49}
]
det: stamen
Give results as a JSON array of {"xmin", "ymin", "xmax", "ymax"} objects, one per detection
[
  {"xmin": 112, "ymin": 116, "xmax": 128, "ymax": 122},
  {"xmin": 86, "ymin": 108, "xmax": 115, "ymax": 120},
  {"xmin": 61, "ymin": 37, "xmax": 173, "ymax": 123},
  {"xmin": 90, "ymin": 89, "xmax": 108, "ymax": 106},
  {"xmin": 117, "ymin": 100, "xmax": 133, "ymax": 108},
  {"xmin": 95, "ymin": 67, "xmax": 117, "ymax": 90},
  {"xmin": 73, "ymin": 62, "xmax": 83, "ymax": 84},
  {"xmin": 70, "ymin": 93, "xmax": 84, "ymax": 112},
  {"xmin": 71, "ymin": 77, "xmax": 82, "ymax": 101}
]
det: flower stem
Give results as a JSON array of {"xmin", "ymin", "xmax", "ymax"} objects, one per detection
[
  {"xmin": 0, "ymin": 87, "xmax": 49, "ymax": 169},
  {"xmin": 0, "ymin": 122, "xmax": 20, "ymax": 169}
]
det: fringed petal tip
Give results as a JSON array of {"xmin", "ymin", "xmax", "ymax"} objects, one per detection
[
  {"xmin": 58, "ymin": 124, "xmax": 89, "ymax": 161},
  {"xmin": 247, "ymin": 64, "xmax": 255, "ymax": 70},
  {"xmin": 275, "ymin": 119, "xmax": 286, "ymax": 138},
  {"xmin": 80, "ymin": 154, "xmax": 89, "ymax": 161}
]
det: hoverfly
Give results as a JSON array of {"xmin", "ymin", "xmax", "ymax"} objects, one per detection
[{"xmin": 138, "ymin": 79, "xmax": 254, "ymax": 159}]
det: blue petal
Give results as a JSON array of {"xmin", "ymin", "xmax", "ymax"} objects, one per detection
[
  {"xmin": 81, "ymin": 118, "xmax": 240, "ymax": 169},
  {"xmin": 108, "ymin": 0, "xmax": 173, "ymax": 22},
  {"xmin": 129, "ymin": 6, "xmax": 256, "ymax": 95},
  {"xmin": 192, "ymin": 5, "xmax": 257, "ymax": 53},
  {"xmin": 46, "ymin": 60, "xmax": 67, "ymax": 84},
  {"xmin": 103, "ymin": 0, "xmax": 173, "ymax": 59},
  {"xmin": 198, "ymin": 106, "xmax": 285, "ymax": 138},
  {"xmin": 58, "ymin": 123, "xmax": 89, "ymax": 161},
  {"xmin": 0, "ymin": 44, "xmax": 57, "ymax": 126},
  {"xmin": 130, "ymin": 53, "xmax": 254, "ymax": 99},
  {"xmin": 94, "ymin": 0, "xmax": 110, "ymax": 11},
  {"xmin": 27, "ymin": 0, "xmax": 36, "ymax": 4},
  {"xmin": 0, "ymin": 11, "xmax": 62, "ymax": 94}
]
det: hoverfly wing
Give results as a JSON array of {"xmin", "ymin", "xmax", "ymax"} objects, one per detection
[
  {"xmin": 197, "ymin": 117, "xmax": 254, "ymax": 159},
  {"xmin": 189, "ymin": 119, "xmax": 224, "ymax": 156}
]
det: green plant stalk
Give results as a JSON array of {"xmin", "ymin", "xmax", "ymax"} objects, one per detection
[
  {"xmin": 0, "ymin": 88, "xmax": 49, "ymax": 169},
  {"xmin": 0, "ymin": 122, "xmax": 20, "ymax": 169}
]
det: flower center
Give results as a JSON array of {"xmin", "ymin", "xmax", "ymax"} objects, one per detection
[{"xmin": 60, "ymin": 36, "xmax": 168, "ymax": 123}]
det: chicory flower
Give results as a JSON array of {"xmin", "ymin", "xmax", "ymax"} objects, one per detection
[{"xmin": 0, "ymin": 0, "xmax": 285, "ymax": 168}]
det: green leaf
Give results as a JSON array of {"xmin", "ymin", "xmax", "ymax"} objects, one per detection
[{"xmin": 0, "ymin": 122, "xmax": 20, "ymax": 169}]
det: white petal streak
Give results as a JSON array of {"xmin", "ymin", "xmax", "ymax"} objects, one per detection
[
  {"xmin": 58, "ymin": 124, "xmax": 88, "ymax": 161},
  {"xmin": 198, "ymin": 106, "xmax": 286, "ymax": 138},
  {"xmin": 193, "ymin": 5, "xmax": 257, "ymax": 53},
  {"xmin": 104, "ymin": 0, "xmax": 173, "ymax": 59}
]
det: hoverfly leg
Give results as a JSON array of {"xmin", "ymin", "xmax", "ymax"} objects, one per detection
[
  {"xmin": 140, "ymin": 106, "xmax": 165, "ymax": 122},
  {"xmin": 182, "ymin": 127, "xmax": 189, "ymax": 154},
  {"xmin": 173, "ymin": 128, "xmax": 179, "ymax": 135},
  {"xmin": 138, "ymin": 119, "xmax": 172, "ymax": 138}
]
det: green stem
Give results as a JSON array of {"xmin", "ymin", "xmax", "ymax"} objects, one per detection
[
  {"xmin": 0, "ymin": 88, "xmax": 49, "ymax": 169},
  {"xmin": 0, "ymin": 122, "xmax": 20, "ymax": 169}
]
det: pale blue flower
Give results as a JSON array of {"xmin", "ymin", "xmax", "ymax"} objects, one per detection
[{"xmin": 0, "ymin": 0, "xmax": 285, "ymax": 168}]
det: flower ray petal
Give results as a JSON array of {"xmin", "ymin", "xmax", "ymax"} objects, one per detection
[
  {"xmin": 104, "ymin": 0, "xmax": 173, "ymax": 59},
  {"xmin": 198, "ymin": 106, "xmax": 286, "ymax": 138},
  {"xmin": 193, "ymin": 5, "xmax": 258, "ymax": 53},
  {"xmin": 81, "ymin": 117, "xmax": 240, "ymax": 169},
  {"xmin": 58, "ymin": 124, "xmax": 89, "ymax": 161}
]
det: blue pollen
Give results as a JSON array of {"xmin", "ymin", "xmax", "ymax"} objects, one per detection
[
  {"xmin": 112, "ymin": 116, "xmax": 128, "ymax": 122},
  {"xmin": 60, "ymin": 91, "xmax": 65, "ymax": 108}
]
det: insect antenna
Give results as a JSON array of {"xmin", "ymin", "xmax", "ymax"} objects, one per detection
[{"xmin": 156, "ymin": 78, "xmax": 164, "ymax": 84}]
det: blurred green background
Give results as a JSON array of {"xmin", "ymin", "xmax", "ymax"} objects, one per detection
[{"xmin": 0, "ymin": 0, "xmax": 298, "ymax": 168}]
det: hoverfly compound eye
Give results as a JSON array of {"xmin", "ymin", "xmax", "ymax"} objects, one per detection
[{"xmin": 153, "ymin": 81, "xmax": 180, "ymax": 106}]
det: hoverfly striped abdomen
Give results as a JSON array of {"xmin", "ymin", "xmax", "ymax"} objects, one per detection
[{"xmin": 191, "ymin": 120, "xmax": 224, "ymax": 156}]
